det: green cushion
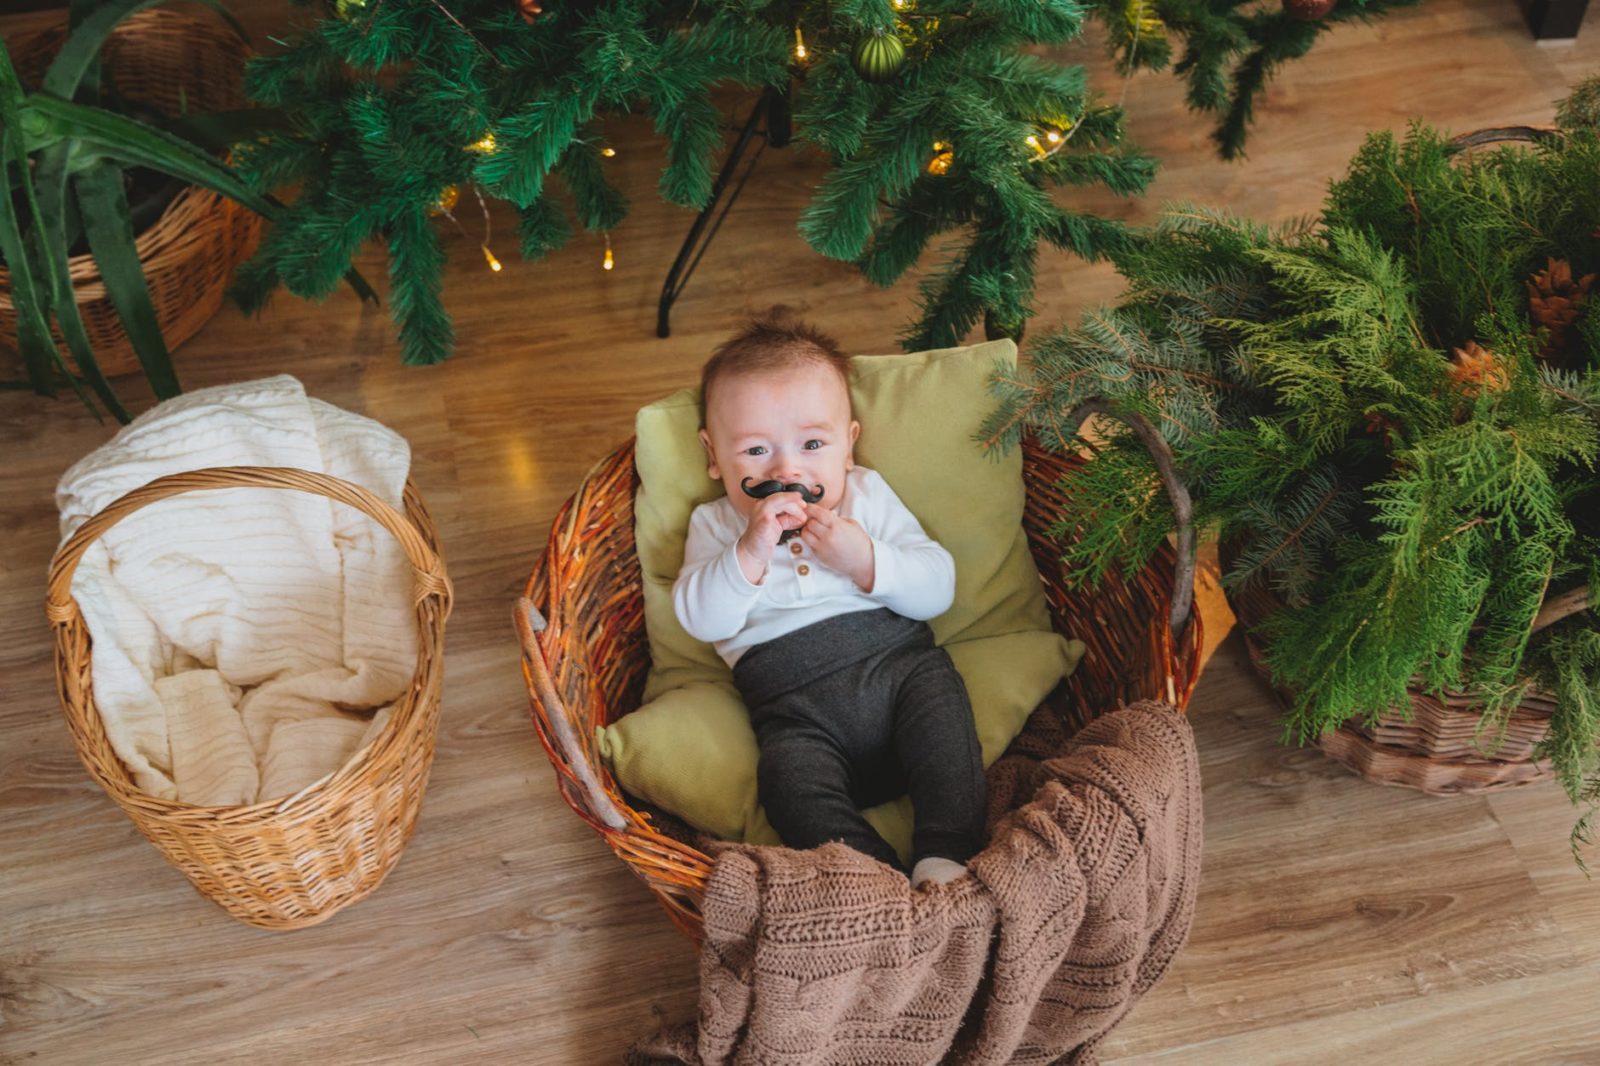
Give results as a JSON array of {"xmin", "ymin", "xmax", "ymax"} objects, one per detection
[{"xmin": 605, "ymin": 338, "xmax": 1086, "ymax": 863}]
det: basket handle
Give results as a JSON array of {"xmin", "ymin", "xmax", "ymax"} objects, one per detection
[
  {"xmin": 46, "ymin": 466, "xmax": 452, "ymax": 625},
  {"xmin": 1059, "ymin": 400, "xmax": 1195, "ymax": 650},
  {"xmin": 1445, "ymin": 124, "xmax": 1560, "ymax": 153},
  {"xmin": 514, "ymin": 597, "xmax": 628, "ymax": 831}
]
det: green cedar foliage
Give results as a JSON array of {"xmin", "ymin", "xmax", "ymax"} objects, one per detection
[
  {"xmin": 1082, "ymin": 0, "xmax": 1422, "ymax": 160},
  {"xmin": 985, "ymin": 89, "xmax": 1600, "ymax": 857},
  {"xmin": 232, "ymin": 0, "xmax": 1155, "ymax": 365}
]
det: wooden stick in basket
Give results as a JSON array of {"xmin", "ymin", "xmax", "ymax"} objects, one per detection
[
  {"xmin": 1533, "ymin": 584, "xmax": 1593, "ymax": 634},
  {"xmin": 515, "ymin": 597, "xmax": 628, "ymax": 831}
]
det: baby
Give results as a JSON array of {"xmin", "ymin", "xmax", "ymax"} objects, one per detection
[{"xmin": 672, "ymin": 313, "xmax": 985, "ymax": 888}]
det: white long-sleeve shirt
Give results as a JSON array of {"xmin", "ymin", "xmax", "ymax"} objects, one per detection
[{"xmin": 672, "ymin": 466, "xmax": 956, "ymax": 667}]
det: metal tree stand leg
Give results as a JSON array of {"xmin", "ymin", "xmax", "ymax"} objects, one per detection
[{"xmin": 657, "ymin": 85, "xmax": 792, "ymax": 339}]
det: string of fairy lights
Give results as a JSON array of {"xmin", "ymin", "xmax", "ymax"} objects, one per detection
[{"xmin": 433, "ymin": 0, "xmax": 1149, "ymax": 274}]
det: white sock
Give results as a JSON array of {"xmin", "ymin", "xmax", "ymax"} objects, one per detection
[{"xmin": 911, "ymin": 856, "xmax": 967, "ymax": 887}]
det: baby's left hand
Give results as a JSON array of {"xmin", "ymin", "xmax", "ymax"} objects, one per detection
[{"xmin": 799, "ymin": 503, "xmax": 875, "ymax": 592}]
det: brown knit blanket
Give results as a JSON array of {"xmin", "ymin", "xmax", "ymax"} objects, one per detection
[{"xmin": 627, "ymin": 699, "xmax": 1203, "ymax": 1066}]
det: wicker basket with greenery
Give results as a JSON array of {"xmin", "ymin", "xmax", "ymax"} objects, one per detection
[{"xmin": 986, "ymin": 81, "xmax": 1600, "ymax": 854}]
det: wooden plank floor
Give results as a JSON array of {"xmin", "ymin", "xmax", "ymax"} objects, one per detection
[{"xmin": 4, "ymin": 2, "xmax": 1599, "ymax": 1062}]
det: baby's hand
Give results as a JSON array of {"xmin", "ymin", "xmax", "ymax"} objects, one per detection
[
  {"xmin": 735, "ymin": 493, "xmax": 807, "ymax": 583},
  {"xmin": 800, "ymin": 504, "xmax": 875, "ymax": 592}
]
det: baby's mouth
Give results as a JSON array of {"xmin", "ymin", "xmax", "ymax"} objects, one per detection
[{"xmin": 740, "ymin": 478, "xmax": 825, "ymax": 543}]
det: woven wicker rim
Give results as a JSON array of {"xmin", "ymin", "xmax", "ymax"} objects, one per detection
[
  {"xmin": 519, "ymin": 431, "xmax": 1203, "ymax": 942},
  {"xmin": 1230, "ymin": 577, "xmax": 1560, "ymax": 794},
  {"xmin": 48, "ymin": 466, "xmax": 455, "ymax": 819},
  {"xmin": 0, "ymin": 184, "xmax": 244, "ymax": 307}
]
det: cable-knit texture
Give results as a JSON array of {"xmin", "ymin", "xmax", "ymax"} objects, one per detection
[{"xmin": 627, "ymin": 700, "xmax": 1202, "ymax": 1065}]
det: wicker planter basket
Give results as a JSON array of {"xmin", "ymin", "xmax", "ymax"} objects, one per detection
[
  {"xmin": 46, "ymin": 468, "xmax": 453, "ymax": 930},
  {"xmin": 0, "ymin": 9, "xmax": 264, "ymax": 378},
  {"xmin": 518, "ymin": 435, "xmax": 1202, "ymax": 943},
  {"xmin": 1213, "ymin": 123, "xmax": 1574, "ymax": 797},
  {"xmin": 1227, "ymin": 571, "xmax": 1558, "ymax": 796}
]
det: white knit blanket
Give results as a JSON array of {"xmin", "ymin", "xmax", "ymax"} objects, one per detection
[{"xmin": 56, "ymin": 375, "xmax": 418, "ymax": 807}]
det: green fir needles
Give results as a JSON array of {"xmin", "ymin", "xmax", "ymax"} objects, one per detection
[
  {"xmin": 1083, "ymin": 0, "xmax": 1422, "ymax": 160},
  {"xmin": 987, "ymin": 85, "xmax": 1600, "ymax": 859},
  {"xmin": 233, "ymin": 0, "xmax": 1155, "ymax": 365}
]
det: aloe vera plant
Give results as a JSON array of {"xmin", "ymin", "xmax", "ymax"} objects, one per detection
[{"xmin": 0, "ymin": 0, "xmax": 372, "ymax": 422}]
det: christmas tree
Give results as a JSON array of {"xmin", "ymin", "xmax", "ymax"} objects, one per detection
[
  {"xmin": 232, "ymin": 0, "xmax": 1157, "ymax": 365},
  {"xmin": 1084, "ymin": 0, "xmax": 1423, "ymax": 160},
  {"xmin": 984, "ymin": 85, "xmax": 1600, "ymax": 852}
]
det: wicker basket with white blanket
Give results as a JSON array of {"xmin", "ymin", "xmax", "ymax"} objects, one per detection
[{"xmin": 46, "ymin": 377, "xmax": 452, "ymax": 929}]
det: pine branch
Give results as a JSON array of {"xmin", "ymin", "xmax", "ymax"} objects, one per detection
[{"xmin": 385, "ymin": 205, "xmax": 452, "ymax": 365}]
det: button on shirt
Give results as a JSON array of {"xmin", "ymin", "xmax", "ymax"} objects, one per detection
[{"xmin": 672, "ymin": 466, "xmax": 956, "ymax": 668}]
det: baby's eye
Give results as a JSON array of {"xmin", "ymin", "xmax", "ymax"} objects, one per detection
[
  {"xmin": 745, "ymin": 445, "xmax": 767, "ymax": 456},
  {"xmin": 803, "ymin": 439, "xmax": 823, "ymax": 451}
]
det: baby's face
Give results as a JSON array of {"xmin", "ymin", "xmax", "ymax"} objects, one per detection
[{"xmin": 700, "ymin": 362, "xmax": 861, "ymax": 521}]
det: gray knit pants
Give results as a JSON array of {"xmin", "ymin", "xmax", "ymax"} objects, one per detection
[{"xmin": 731, "ymin": 607, "xmax": 986, "ymax": 872}]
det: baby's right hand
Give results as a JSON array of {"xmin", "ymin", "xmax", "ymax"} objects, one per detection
[{"xmin": 735, "ymin": 493, "xmax": 806, "ymax": 582}]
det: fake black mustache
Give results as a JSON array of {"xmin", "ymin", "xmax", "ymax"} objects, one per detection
[
  {"xmin": 740, "ymin": 478, "xmax": 825, "ymax": 504},
  {"xmin": 740, "ymin": 478, "xmax": 825, "ymax": 544}
]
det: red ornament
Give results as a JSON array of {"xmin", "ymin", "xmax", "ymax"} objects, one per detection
[
  {"xmin": 1283, "ymin": 0, "xmax": 1336, "ymax": 19},
  {"xmin": 518, "ymin": 0, "xmax": 543, "ymax": 23}
]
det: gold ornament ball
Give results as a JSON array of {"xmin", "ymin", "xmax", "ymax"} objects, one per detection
[{"xmin": 335, "ymin": 0, "xmax": 367, "ymax": 20}]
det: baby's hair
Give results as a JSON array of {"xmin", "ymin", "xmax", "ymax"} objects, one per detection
[{"xmin": 700, "ymin": 308, "xmax": 850, "ymax": 422}]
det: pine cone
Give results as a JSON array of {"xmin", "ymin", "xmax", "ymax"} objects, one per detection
[
  {"xmin": 1362, "ymin": 409, "xmax": 1402, "ymax": 450},
  {"xmin": 1526, "ymin": 256, "xmax": 1594, "ymax": 362},
  {"xmin": 1450, "ymin": 340, "xmax": 1510, "ymax": 400}
]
